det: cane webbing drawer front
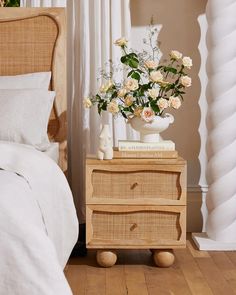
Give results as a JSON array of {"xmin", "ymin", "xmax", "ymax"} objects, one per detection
[
  {"xmin": 92, "ymin": 170, "xmax": 181, "ymax": 199},
  {"xmin": 86, "ymin": 205, "xmax": 186, "ymax": 249},
  {"xmin": 86, "ymin": 159, "xmax": 186, "ymax": 205}
]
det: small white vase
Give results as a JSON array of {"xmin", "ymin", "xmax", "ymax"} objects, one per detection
[
  {"xmin": 97, "ymin": 124, "xmax": 113, "ymax": 160},
  {"xmin": 129, "ymin": 113, "xmax": 174, "ymax": 143}
]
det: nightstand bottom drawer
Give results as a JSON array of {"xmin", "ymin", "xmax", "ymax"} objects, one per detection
[{"xmin": 86, "ymin": 205, "xmax": 186, "ymax": 249}]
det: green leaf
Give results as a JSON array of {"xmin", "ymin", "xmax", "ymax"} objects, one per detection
[
  {"xmin": 127, "ymin": 70, "xmax": 134, "ymax": 77},
  {"xmin": 101, "ymin": 102, "xmax": 107, "ymax": 111},
  {"xmin": 5, "ymin": 0, "xmax": 20, "ymax": 6},
  {"xmin": 121, "ymin": 55, "xmax": 129, "ymax": 64},
  {"xmin": 111, "ymin": 91, "xmax": 118, "ymax": 99},
  {"xmin": 150, "ymin": 100, "xmax": 160, "ymax": 113},
  {"xmin": 165, "ymin": 84, "xmax": 175, "ymax": 92},
  {"xmin": 96, "ymin": 94, "xmax": 101, "ymax": 101},
  {"xmin": 121, "ymin": 111, "xmax": 128, "ymax": 119},
  {"xmin": 98, "ymin": 105, "xmax": 102, "ymax": 115},
  {"xmin": 137, "ymin": 69, "xmax": 144, "ymax": 74},
  {"xmin": 141, "ymin": 84, "xmax": 151, "ymax": 91},
  {"xmin": 128, "ymin": 52, "xmax": 138, "ymax": 58},
  {"xmin": 164, "ymin": 67, "xmax": 177, "ymax": 74},
  {"xmin": 131, "ymin": 72, "xmax": 140, "ymax": 81},
  {"xmin": 128, "ymin": 58, "xmax": 139, "ymax": 68}
]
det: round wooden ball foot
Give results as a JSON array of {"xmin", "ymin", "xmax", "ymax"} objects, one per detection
[
  {"xmin": 96, "ymin": 250, "xmax": 117, "ymax": 267},
  {"xmin": 153, "ymin": 249, "xmax": 175, "ymax": 267}
]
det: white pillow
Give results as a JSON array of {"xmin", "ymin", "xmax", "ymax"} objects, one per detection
[
  {"xmin": 0, "ymin": 89, "xmax": 55, "ymax": 150},
  {"xmin": 0, "ymin": 72, "xmax": 51, "ymax": 90}
]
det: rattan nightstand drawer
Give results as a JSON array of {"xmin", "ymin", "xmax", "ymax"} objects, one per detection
[
  {"xmin": 86, "ymin": 205, "xmax": 186, "ymax": 249},
  {"xmin": 86, "ymin": 161, "xmax": 186, "ymax": 205}
]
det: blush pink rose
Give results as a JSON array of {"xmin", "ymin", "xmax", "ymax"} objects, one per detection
[{"xmin": 141, "ymin": 107, "xmax": 155, "ymax": 122}]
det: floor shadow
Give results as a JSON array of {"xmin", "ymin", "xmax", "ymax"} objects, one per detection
[{"xmin": 69, "ymin": 249, "xmax": 154, "ymax": 267}]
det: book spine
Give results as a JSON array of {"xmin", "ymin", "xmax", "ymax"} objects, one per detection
[
  {"xmin": 114, "ymin": 151, "xmax": 178, "ymax": 158},
  {"xmin": 118, "ymin": 144, "xmax": 175, "ymax": 151}
]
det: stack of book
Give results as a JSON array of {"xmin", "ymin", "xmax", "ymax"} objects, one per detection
[{"xmin": 114, "ymin": 140, "xmax": 178, "ymax": 159}]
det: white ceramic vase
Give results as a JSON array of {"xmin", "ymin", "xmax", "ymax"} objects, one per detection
[
  {"xmin": 129, "ymin": 113, "xmax": 174, "ymax": 143},
  {"xmin": 97, "ymin": 124, "xmax": 113, "ymax": 160}
]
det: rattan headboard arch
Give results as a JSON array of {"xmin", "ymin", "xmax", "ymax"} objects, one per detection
[{"xmin": 0, "ymin": 8, "xmax": 67, "ymax": 171}]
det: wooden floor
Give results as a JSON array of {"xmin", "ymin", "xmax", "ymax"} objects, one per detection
[{"xmin": 65, "ymin": 235, "xmax": 236, "ymax": 295}]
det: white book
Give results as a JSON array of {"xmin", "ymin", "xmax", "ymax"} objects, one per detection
[{"xmin": 118, "ymin": 140, "xmax": 175, "ymax": 151}]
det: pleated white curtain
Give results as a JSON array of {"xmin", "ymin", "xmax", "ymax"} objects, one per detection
[
  {"xmin": 20, "ymin": 0, "xmax": 135, "ymax": 223},
  {"xmin": 20, "ymin": 0, "xmax": 66, "ymax": 6}
]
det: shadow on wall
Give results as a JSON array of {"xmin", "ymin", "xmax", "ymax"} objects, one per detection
[{"xmin": 130, "ymin": 0, "xmax": 207, "ymax": 230}]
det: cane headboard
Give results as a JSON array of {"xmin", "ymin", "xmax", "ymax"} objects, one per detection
[{"xmin": 0, "ymin": 8, "xmax": 67, "ymax": 172}]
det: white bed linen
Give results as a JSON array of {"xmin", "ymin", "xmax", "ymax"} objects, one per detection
[
  {"xmin": 44, "ymin": 142, "xmax": 59, "ymax": 163},
  {"xmin": 0, "ymin": 141, "xmax": 78, "ymax": 295}
]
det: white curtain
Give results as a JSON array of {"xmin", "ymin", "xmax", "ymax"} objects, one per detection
[
  {"xmin": 21, "ymin": 0, "xmax": 134, "ymax": 223},
  {"xmin": 20, "ymin": 0, "xmax": 66, "ymax": 6}
]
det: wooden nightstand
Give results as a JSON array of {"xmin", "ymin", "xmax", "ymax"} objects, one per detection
[{"xmin": 86, "ymin": 157, "xmax": 187, "ymax": 267}]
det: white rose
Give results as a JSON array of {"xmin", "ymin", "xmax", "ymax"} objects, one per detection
[
  {"xmin": 114, "ymin": 37, "xmax": 128, "ymax": 47},
  {"xmin": 157, "ymin": 98, "xmax": 169, "ymax": 110},
  {"xmin": 107, "ymin": 101, "xmax": 119, "ymax": 114},
  {"xmin": 83, "ymin": 98, "xmax": 92, "ymax": 108},
  {"xmin": 148, "ymin": 88, "xmax": 159, "ymax": 99},
  {"xmin": 169, "ymin": 96, "xmax": 181, "ymax": 109},
  {"xmin": 145, "ymin": 60, "xmax": 159, "ymax": 69},
  {"xmin": 180, "ymin": 75, "xmax": 192, "ymax": 87},
  {"xmin": 170, "ymin": 50, "xmax": 182, "ymax": 60},
  {"xmin": 117, "ymin": 88, "xmax": 127, "ymax": 97},
  {"xmin": 125, "ymin": 78, "xmax": 139, "ymax": 91},
  {"xmin": 182, "ymin": 56, "xmax": 193, "ymax": 69},
  {"xmin": 125, "ymin": 94, "xmax": 134, "ymax": 107},
  {"xmin": 150, "ymin": 70, "xmax": 163, "ymax": 83},
  {"xmin": 141, "ymin": 107, "xmax": 155, "ymax": 122}
]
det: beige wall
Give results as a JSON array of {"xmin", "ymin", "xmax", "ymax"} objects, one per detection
[{"xmin": 130, "ymin": 0, "xmax": 208, "ymax": 232}]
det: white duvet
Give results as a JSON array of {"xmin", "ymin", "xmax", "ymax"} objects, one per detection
[{"xmin": 0, "ymin": 141, "xmax": 78, "ymax": 295}]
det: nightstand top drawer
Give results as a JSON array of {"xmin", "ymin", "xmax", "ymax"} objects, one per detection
[{"xmin": 87, "ymin": 168, "xmax": 186, "ymax": 205}]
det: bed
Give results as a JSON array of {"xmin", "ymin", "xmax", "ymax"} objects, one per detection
[{"xmin": 0, "ymin": 8, "xmax": 78, "ymax": 295}]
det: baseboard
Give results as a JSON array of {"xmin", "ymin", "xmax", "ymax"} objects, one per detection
[{"xmin": 187, "ymin": 185, "xmax": 208, "ymax": 233}]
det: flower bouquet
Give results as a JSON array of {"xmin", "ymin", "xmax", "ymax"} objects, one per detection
[{"xmin": 84, "ymin": 26, "xmax": 192, "ymax": 126}]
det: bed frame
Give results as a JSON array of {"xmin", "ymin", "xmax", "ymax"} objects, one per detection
[{"xmin": 0, "ymin": 8, "xmax": 67, "ymax": 172}]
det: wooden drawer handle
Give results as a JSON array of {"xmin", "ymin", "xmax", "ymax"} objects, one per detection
[
  {"xmin": 130, "ymin": 223, "xmax": 138, "ymax": 231},
  {"xmin": 130, "ymin": 182, "xmax": 138, "ymax": 190}
]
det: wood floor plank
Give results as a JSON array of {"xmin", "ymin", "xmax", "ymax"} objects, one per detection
[
  {"xmin": 227, "ymin": 252, "xmax": 236, "ymax": 267},
  {"xmin": 210, "ymin": 252, "xmax": 236, "ymax": 294},
  {"xmin": 105, "ymin": 265, "xmax": 127, "ymax": 295},
  {"xmin": 85, "ymin": 266, "xmax": 106, "ymax": 295},
  {"xmin": 174, "ymin": 248, "xmax": 213, "ymax": 295},
  {"xmin": 122, "ymin": 250, "xmax": 149, "ymax": 295},
  {"xmin": 195, "ymin": 257, "xmax": 235, "ymax": 295},
  {"xmin": 144, "ymin": 263, "xmax": 192, "ymax": 295},
  {"xmin": 65, "ymin": 265, "xmax": 86, "ymax": 295},
  {"xmin": 124, "ymin": 265, "xmax": 149, "ymax": 295}
]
